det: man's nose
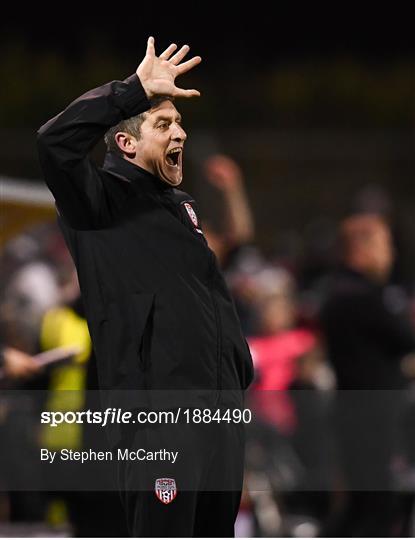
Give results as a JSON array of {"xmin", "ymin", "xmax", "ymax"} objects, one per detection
[{"xmin": 172, "ymin": 124, "xmax": 187, "ymax": 142}]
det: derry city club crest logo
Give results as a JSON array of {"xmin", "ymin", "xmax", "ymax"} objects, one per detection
[
  {"xmin": 183, "ymin": 202, "xmax": 198, "ymax": 227},
  {"xmin": 155, "ymin": 478, "xmax": 177, "ymax": 504}
]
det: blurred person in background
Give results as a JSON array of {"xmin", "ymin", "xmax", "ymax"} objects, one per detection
[
  {"xmin": 0, "ymin": 223, "xmax": 67, "ymax": 364},
  {"xmin": 0, "ymin": 225, "xmax": 64, "ymax": 528},
  {"xmin": 244, "ymin": 266, "xmax": 333, "ymax": 535},
  {"xmin": 0, "ymin": 344, "xmax": 45, "ymax": 524},
  {"xmin": 1, "ymin": 228, "xmax": 130, "ymax": 535},
  {"xmin": 322, "ymin": 214, "xmax": 414, "ymax": 390},
  {"xmin": 202, "ymin": 154, "xmax": 255, "ymax": 268},
  {"xmin": 248, "ymin": 266, "xmax": 321, "ymax": 397},
  {"xmin": 320, "ymin": 213, "xmax": 415, "ymax": 536},
  {"xmin": 39, "ymin": 269, "xmax": 129, "ymax": 537},
  {"xmin": 0, "ymin": 226, "xmax": 57, "ymax": 526},
  {"xmin": 202, "ymin": 153, "xmax": 259, "ymax": 334}
]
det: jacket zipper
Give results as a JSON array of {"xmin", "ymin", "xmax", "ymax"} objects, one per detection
[{"xmin": 161, "ymin": 193, "xmax": 223, "ymax": 396}]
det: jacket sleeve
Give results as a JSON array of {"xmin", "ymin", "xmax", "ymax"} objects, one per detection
[{"xmin": 37, "ymin": 74, "xmax": 151, "ymax": 229}]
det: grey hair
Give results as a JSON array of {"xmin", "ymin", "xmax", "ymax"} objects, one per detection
[{"xmin": 104, "ymin": 95, "xmax": 174, "ymax": 156}]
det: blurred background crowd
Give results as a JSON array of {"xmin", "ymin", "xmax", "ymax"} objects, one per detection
[{"xmin": 1, "ymin": 13, "xmax": 414, "ymax": 537}]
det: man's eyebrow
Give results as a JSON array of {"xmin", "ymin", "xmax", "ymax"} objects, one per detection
[{"xmin": 153, "ymin": 114, "xmax": 182, "ymax": 124}]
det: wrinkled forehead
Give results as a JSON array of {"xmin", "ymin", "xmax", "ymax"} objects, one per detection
[{"xmin": 146, "ymin": 100, "xmax": 181, "ymax": 122}]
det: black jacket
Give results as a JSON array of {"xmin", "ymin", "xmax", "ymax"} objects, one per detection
[
  {"xmin": 320, "ymin": 267, "xmax": 415, "ymax": 389},
  {"xmin": 37, "ymin": 74, "xmax": 254, "ymax": 412}
]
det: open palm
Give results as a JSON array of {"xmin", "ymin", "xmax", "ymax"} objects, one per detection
[{"xmin": 137, "ymin": 37, "xmax": 201, "ymax": 99}]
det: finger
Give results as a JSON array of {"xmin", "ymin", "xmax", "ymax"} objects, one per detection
[
  {"xmin": 173, "ymin": 87, "xmax": 201, "ymax": 98},
  {"xmin": 170, "ymin": 44, "xmax": 190, "ymax": 65},
  {"xmin": 146, "ymin": 36, "xmax": 155, "ymax": 57},
  {"xmin": 176, "ymin": 56, "xmax": 202, "ymax": 75},
  {"xmin": 160, "ymin": 43, "xmax": 178, "ymax": 60}
]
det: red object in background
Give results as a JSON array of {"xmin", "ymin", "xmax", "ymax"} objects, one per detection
[
  {"xmin": 247, "ymin": 329, "xmax": 317, "ymax": 434},
  {"xmin": 248, "ymin": 329, "xmax": 316, "ymax": 391}
]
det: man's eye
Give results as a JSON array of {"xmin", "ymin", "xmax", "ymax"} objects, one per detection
[{"xmin": 157, "ymin": 123, "xmax": 169, "ymax": 129}]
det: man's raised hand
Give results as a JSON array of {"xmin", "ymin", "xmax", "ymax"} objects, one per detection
[{"xmin": 137, "ymin": 37, "xmax": 201, "ymax": 99}]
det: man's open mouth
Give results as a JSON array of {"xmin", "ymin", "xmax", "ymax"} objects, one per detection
[{"xmin": 166, "ymin": 147, "xmax": 182, "ymax": 167}]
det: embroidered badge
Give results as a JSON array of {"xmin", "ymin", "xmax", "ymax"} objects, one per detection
[
  {"xmin": 183, "ymin": 202, "xmax": 198, "ymax": 227},
  {"xmin": 155, "ymin": 478, "xmax": 177, "ymax": 504}
]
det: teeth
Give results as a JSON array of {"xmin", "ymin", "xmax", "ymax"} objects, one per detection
[{"xmin": 166, "ymin": 148, "xmax": 182, "ymax": 168}]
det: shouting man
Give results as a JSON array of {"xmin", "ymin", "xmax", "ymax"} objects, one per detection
[{"xmin": 37, "ymin": 37, "xmax": 254, "ymax": 536}]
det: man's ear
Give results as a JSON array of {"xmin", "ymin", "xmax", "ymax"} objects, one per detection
[{"xmin": 114, "ymin": 132, "xmax": 138, "ymax": 156}]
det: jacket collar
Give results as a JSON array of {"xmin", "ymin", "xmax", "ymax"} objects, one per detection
[{"xmin": 103, "ymin": 152, "xmax": 173, "ymax": 196}]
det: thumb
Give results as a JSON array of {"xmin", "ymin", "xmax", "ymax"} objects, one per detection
[
  {"xmin": 174, "ymin": 88, "xmax": 201, "ymax": 98},
  {"xmin": 146, "ymin": 36, "xmax": 155, "ymax": 57}
]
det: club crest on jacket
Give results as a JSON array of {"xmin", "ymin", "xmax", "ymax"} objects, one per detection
[
  {"xmin": 183, "ymin": 202, "xmax": 198, "ymax": 227},
  {"xmin": 155, "ymin": 478, "xmax": 177, "ymax": 504}
]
